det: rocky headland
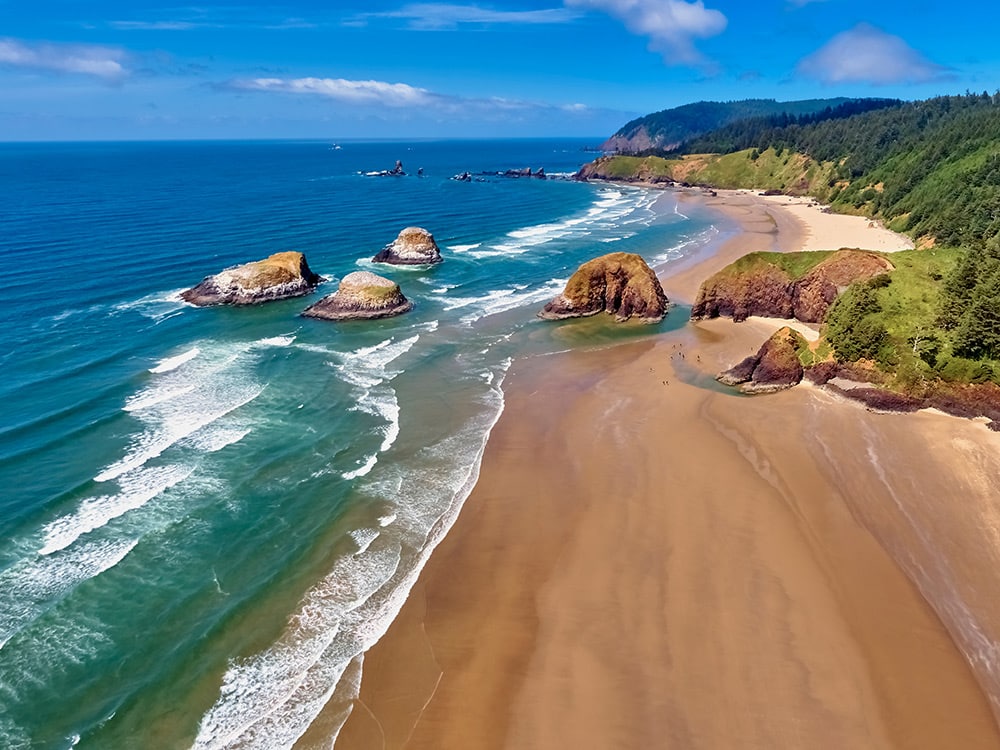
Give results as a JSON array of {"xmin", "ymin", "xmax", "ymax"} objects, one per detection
[
  {"xmin": 717, "ymin": 327, "xmax": 809, "ymax": 393},
  {"xmin": 301, "ymin": 271, "xmax": 413, "ymax": 321},
  {"xmin": 692, "ymin": 249, "xmax": 893, "ymax": 323},
  {"xmin": 372, "ymin": 227, "xmax": 443, "ymax": 266},
  {"xmin": 539, "ymin": 252, "xmax": 669, "ymax": 323},
  {"xmin": 181, "ymin": 251, "xmax": 322, "ymax": 306}
]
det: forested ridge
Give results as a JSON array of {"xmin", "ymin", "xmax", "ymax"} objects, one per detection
[{"xmin": 605, "ymin": 92, "xmax": 1000, "ymax": 384}]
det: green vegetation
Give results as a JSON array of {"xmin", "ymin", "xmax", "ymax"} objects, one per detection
[
  {"xmin": 724, "ymin": 250, "xmax": 834, "ymax": 279},
  {"xmin": 608, "ymin": 98, "xmax": 888, "ymax": 152}
]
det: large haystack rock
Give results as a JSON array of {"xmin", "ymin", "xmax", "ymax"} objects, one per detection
[
  {"xmin": 372, "ymin": 227, "xmax": 443, "ymax": 266},
  {"xmin": 181, "ymin": 251, "xmax": 322, "ymax": 306},
  {"xmin": 301, "ymin": 271, "xmax": 413, "ymax": 321},
  {"xmin": 538, "ymin": 252, "xmax": 669, "ymax": 323}
]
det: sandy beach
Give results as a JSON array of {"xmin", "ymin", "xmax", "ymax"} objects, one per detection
[{"xmin": 335, "ymin": 192, "xmax": 1000, "ymax": 749}]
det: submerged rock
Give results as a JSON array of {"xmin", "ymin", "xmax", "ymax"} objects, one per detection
[
  {"xmin": 538, "ymin": 252, "xmax": 669, "ymax": 323},
  {"xmin": 181, "ymin": 251, "xmax": 322, "ymax": 306},
  {"xmin": 301, "ymin": 271, "xmax": 413, "ymax": 321},
  {"xmin": 372, "ymin": 227, "xmax": 443, "ymax": 266},
  {"xmin": 717, "ymin": 327, "xmax": 808, "ymax": 393}
]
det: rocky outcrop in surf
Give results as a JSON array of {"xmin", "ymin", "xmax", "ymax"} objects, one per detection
[
  {"xmin": 301, "ymin": 271, "xmax": 413, "ymax": 321},
  {"xmin": 692, "ymin": 249, "xmax": 894, "ymax": 323},
  {"xmin": 181, "ymin": 251, "xmax": 322, "ymax": 306},
  {"xmin": 372, "ymin": 227, "xmax": 443, "ymax": 266},
  {"xmin": 538, "ymin": 252, "xmax": 669, "ymax": 323},
  {"xmin": 717, "ymin": 327, "xmax": 808, "ymax": 393}
]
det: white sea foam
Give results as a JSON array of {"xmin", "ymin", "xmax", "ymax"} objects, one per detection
[
  {"xmin": 446, "ymin": 243, "xmax": 481, "ymax": 252},
  {"xmin": 349, "ymin": 529, "xmax": 380, "ymax": 556},
  {"xmin": 149, "ymin": 347, "xmax": 201, "ymax": 374},
  {"xmin": 114, "ymin": 289, "xmax": 188, "ymax": 323},
  {"xmin": 0, "ymin": 538, "xmax": 139, "ymax": 649},
  {"xmin": 39, "ymin": 465, "xmax": 195, "ymax": 555},
  {"xmin": 99, "ymin": 337, "xmax": 277, "ymax": 482},
  {"xmin": 457, "ymin": 278, "xmax": 566, "ymax": 325},
  {"xmin": 342, "ymin": 454, "xmax": 378, "ymax": 481},
  {"xmin": 193, "ymin": 358, "xmax": 512, "ymax": 748}
]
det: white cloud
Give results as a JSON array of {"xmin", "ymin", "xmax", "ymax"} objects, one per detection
[
  {"xmin": 564, "ymin": 0, "xmax": 726, "ymax": 66},
  {"xmin": 355, "ymin": 3, "xmax": 579, "ymax": 29},
  {"xmin": 0, "ymin": 37, "xmax": 128, "ymax": 81},
  {"xmin": 229, "ymin": 77, "xmax": 437, "ymax": 107},
  {"xmin": 797, "ymin": 23, "xmax": 950, "ymax": 85}
]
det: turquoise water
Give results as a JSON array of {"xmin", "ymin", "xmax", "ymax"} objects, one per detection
[{"xmin": 0, "ymin": 139, "xmax": 720, "ymax": 748}]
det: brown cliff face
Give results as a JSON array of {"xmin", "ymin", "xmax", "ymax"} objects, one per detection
[
  {"xmin": 538, "ymin": 252, "xmax": 669, "ymax": 323},
  {"xmin": 181, "ymin": 251, "xmax": 322, "ymax": 306},
  {"xmin": 372, "ymin": 227, "xmax": 443, "ymax": 266},
  {"xmin": 717, "ymin": 327, "xmax": 807, "ymax": 393},
  {"xmin": 692, "ymin": 249, "xmax": 894, "ymax": 323},
  {"xmin": 302, "ymin": 271, "xmax": 413, "ymax": 321}
]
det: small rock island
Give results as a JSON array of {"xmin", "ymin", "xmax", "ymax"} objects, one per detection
[
  {"xmin": 539, "ymin": 252, "xmax": 669, "ymax": 323},
  {"xmin": 181, "ymin": 251, "xmax": 322, "ymax": 306},
  {"xmin": 302, "ymin": 271, "xmax": 413, "ymax": 321},
  {"xmin": 717, "ymin": 327, "xmax": 809, "ymax": 393},
  {"xmin": 372, "ymin": 227, "xmax": 443, "ymax": 266}
]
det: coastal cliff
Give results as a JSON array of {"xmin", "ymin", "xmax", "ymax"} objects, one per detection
[
  {"xmin": 692, "ymin": 249, "xmax": 893, "ymax": 323},
  {"xmin": 181, "ymin": 251, "xmax": 322, "ymax": 306},
  {"xmin": 539, "ymin": 252, "xmax": 669, "ymax": 323}
]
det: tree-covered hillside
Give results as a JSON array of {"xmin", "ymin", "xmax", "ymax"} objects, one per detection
[{"xmin": 602, "ymin": 97, "xmax": 886, "ymax": 153}]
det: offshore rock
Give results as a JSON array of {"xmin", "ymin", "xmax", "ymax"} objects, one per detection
[
  {"xmin": 372, "ymin": 227, "xmax": 443, "ymax": 266},
  {"xmin": 717, "ymin": 327, "xmax": 807, "ymax": 393},
  {"xmin": 181, "ymin": 251, "xmax": 322, "ymax": 306},
  {"xmin": 301, "ymin": 271, "xmax": 413, "ymax": 321},
  {"xmin": 692, "ymin": 249, "xmax": 894, "ymax": 323},
  {"xmin": 539, "ymin": 252, "xmax": 669, "ymax": 323}
]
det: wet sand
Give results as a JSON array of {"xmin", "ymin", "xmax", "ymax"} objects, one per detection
[{"xmin": 335, "ymin": 191, "xmax": 1000, "ymax": 749}]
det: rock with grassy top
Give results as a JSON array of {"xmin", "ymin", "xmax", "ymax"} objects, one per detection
[
  {"xmin": 181, "ymin": 251, "xmax": 322, "ymax": 306},
  {"xmin": 538, "ymin": 252, "xmax": 669, "ymax": 323},
  {"xmin": 302, "ymin": 271, "xmax": 413, "ymax": 321},
  {"xmin": 718, "ymin": 327, "xmax": 808, "ymax": 393},
  {"xmin": 372, "ymin": 227, "xmax": 443, "ymax": 265},
  {"xmin": 692, "ymin": 249, "xmax": 893, "ymax": 323}
]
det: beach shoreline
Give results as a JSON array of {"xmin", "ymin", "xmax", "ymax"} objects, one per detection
[{"xmin": 334, "ymin": 188, "xmax": 1000, "ymax": 749}]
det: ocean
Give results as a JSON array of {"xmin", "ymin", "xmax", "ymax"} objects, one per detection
[{"xmin": 0, "ymin": 139, "xmax": 721, "ymax": 748}]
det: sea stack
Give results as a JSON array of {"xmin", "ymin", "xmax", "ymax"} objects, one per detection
[
  {"xmin": 181, "ymin": 251, "xmax": 322, "ymax": 306},
  {"xmin": 539, "ymin": 252, "xmax": 669, "ymax": 323},
  {"xmin": 372, "ymin": 227, "xmax": 443, "ymax": 266},
  {"xmin": 717, "ymin": 326, "xmax": 808, "ymax": 393},
  {"xmin": 301, "ymin": 271, "xmax": 413, "ymax": 321}
]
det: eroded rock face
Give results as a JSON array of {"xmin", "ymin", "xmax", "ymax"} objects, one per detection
[
  {"xmin": 538, "ymin": 252, "xmax": 669, "ymax": 323},
  {"xmin": 692, "ymin": 249, "xmax": 894, "ymax": 323},
  {"xmin": 181, "ymin": 251, "xmax": 322, "ymax": 306},
  {"xmin": 717, "ymin": 327, "xmax": 807, "ymax": 393},
  {"xmin": 372, "ymin": 227, "xmax": 442, "ymax": 266},
  {"xmin": 301, "ymin": 271, "xmax": 413, "ymax": 321}
]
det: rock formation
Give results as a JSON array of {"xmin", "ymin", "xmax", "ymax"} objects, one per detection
[
  {"xmin": 717, "ymin": 327, "xmax": 808, "ymax": 393},
  {"xmin": 301, "ymin": 271, "xmax": 413, "ymax": 321},
  {"xmin": 372, "ymin": 227, "xmax": 443, "ymax": 266},
  {"xmin": 692, "ymin": 249, "xmax": 894, "ymax": 323},
  {"xmin": 538, "ymin": 252, "xmax": 669, "ymax": 323},
  {"xmin": 181, "ymin": 251, "xmax": 322, "ymax": 306}
]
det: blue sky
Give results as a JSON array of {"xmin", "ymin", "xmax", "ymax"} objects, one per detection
[{"xmin": 1, "ymin": 1, "xmax": 996, "ymax": 141}]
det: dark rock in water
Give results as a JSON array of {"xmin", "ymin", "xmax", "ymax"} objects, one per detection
[
  {"xmin": 181, "ymin": 251, "xmax": 322, "ymax": 306},
  {"xmin": 538, "ymin": 252, "xmax": 669, "ymax": 323},
  {"xmin": 692, "ymin": 249, "xmax": 894, "ymax": 323},
  {"xmin": 372, "ymin": 227, "xmax": 443, "ymax": 266},
  {"xmin": 452, "ymin": 171, "xmax": 472, "ymax": 182},
  {"xmin": 301, "ymin": 271, "xmax": 413, "ymax": 321},
  {"xmin": 390, "ymin": 160, "xmax": 405, "ymax": 175},
  {"xmin": 718, "ymin": 327, "xmax": 807, "ymax": 393}
]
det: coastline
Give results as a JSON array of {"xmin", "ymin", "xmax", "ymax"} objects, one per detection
[{"xmin": 334, "ymin": 189, "xmax": 1000, "ymax": 748}]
